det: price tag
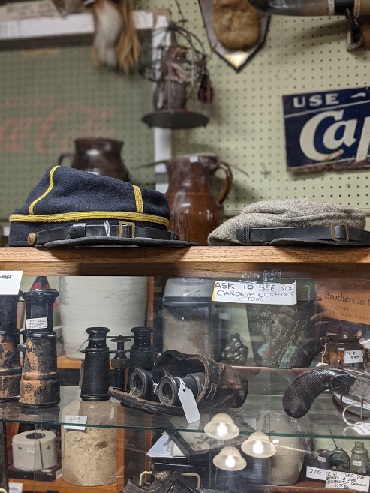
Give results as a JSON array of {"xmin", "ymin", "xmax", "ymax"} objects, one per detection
[
  {"xmin": 25, "ymin": 317, "xmax": 47, "ymax": 331},
  {"xmin": 9, "ymin": 482, "xmax": 23, "ymax": 493},
  {"xmin": 0, "ymin": 270, "xmax": 22, "ymax": 295},
  {"xmin": 64, "ymin": 415, "xmax": 87, "ymax": 430},
  {"xmin": 212, "ymin": 280, "xmax": 296, "ymax": 305},
  {"xmin": 178, "ymin": 379, "xmax": 200, "ymax": 424},
  {"xmin": 306, "ymin": 466, "xmax": 327, "ymax": 481},
  {"xmin": 344, "ymin": 350, "xmax": 363, "ymax": 364},
  {"xmin": 326, "ymin": 470, "xmax": 370, "ymax": 491}
]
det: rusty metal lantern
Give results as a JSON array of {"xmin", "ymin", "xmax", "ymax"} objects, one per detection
[{"xmin": 138, "ymin": 21, "xmax": 213, "ymax": 129}]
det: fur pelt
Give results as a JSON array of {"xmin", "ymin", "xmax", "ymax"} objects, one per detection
[{"xmin": 91, "ymin": 0, "xmax": 140, "ymax": 73}]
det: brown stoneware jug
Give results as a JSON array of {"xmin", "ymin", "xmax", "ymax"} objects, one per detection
[
  {"xmin": 58, "ymin": 137, "xmax": 130, "ymax": 181},
  {"xmin": 165, "ymin": 154, "xmax": 233, "ymax": 245}
]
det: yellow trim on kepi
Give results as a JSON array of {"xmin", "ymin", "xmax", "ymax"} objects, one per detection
[
  {"xmin": 132, "ymin": 185, "xmax": 144, "ymax": 213},
  {"xmin": 9, "ymin": 211, "xmax": 169, "ymax": 228},
  {"xmin": 29, "ymin": 165, "xmax": 60, "ymax": 215}
]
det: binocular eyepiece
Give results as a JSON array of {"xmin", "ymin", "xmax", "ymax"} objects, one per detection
[{"xmin": 129, "ymin": 368, "xmax": 204, "ymax": 406}]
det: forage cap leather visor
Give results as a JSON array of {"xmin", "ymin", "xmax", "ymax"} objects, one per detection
[{"xmin": 9, "ymin": 166, "xmax": 196, "ymax": 247}]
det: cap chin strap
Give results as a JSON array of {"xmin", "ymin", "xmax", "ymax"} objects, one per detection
[
  {"xmin": 235, "ymin": 225, "xmax": 370, "ymax": 246},
  {"xmin": 28, "ymin": 222, "xmax": 179, "ymax": 246}
]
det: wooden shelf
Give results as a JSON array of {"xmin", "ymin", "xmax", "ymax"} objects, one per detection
[
  {"xmin": 0, "ymin": 7, "xmax": 169, "ymax": 41},
  {"xmin": 57, "ymin": 355, "xmax": 82, "ymax": 369},
  {"xmin": 264, "ymin": 481, "xmax": 361, "ymax": 493},
  {"xmin": 2, "ymin": 246, "xmax": 370, "ymax": 278},
  {"xmin": 9, "ymin": 477, "xmax": 117, "ymax": 492},
  {"xmin": 9, "ymin": 477, "xmax": 361, "ymax": 493}
]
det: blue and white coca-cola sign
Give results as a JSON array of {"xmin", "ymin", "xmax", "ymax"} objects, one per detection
[{"xmin": 283, "ymin": 87, "xmax": 370, "ymax": 173}]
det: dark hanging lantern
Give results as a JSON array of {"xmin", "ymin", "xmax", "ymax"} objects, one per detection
[{"xmin": 138, "ymin": 21, "xmax": 213, "ymax": 129}]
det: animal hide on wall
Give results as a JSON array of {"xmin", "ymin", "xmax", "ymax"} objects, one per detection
[
  {"xmin": 52, "ymin": 0, "xmax": 140, "ymax": 72},
  {"xmin": 86, "ymin": 0, "xmax": 140, "ymax": 73}
]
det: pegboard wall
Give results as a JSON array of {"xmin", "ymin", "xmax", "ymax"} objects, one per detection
[{"xmin": 2, "ymin": 1, "xmax": 370, "ymax": 223}]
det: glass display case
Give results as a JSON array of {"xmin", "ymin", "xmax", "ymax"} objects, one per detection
[{"xmin": 0, "ymin": 245, "xmax": 370, "ymax": 493}]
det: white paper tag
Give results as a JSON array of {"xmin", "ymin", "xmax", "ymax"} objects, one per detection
[
  {"xmin": 344, "ymin": 350, "xmax": 363, "ymax": 364},
  {"xmin": 212, "ymin": 280, "xmax": 296, "ymax": 305},
  {"xmin": 351, "ymin": 422, "xmax": 370, "ymax": 435},
  {"xmin": 306, "ymin": 466, "xmax": 327, "ymax": 481},
  {"xmin": 64, "ymin": 415, "xmax": 87, "ymax": 430},
  {"xmin": 25, "ymin": 317, "xmax": 48, "ymax": 330},
  {"xmin": 9, "ymin": 482, "xmax": 23, "ymax": 493},
  {"xmin": 0, "ymin": 270, "xmax": 22, "ymax": 295},
  {"xmin": 326, "ymin": 471, "xmax": 370, "ymax": 491},
  {"xmin": 177, "ymin": 379, "xmax": 200, "ymax": 424}
]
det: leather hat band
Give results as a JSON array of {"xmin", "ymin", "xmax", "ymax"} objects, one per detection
[{"xmin": 28, "ymin": 221, "xmax": 179, "ymax": 246}]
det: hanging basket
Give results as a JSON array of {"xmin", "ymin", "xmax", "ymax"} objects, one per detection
[{"xmin": 138, "ymin": 22, "xmax": 213, "ymax": 129}]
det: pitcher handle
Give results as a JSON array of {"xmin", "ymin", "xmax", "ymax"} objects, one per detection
[
  {"xmin": 214, "ymin": 161, "xmax": 233, "ymax": 205},
  {"xmin": 57, "ymin": 153, "xmax": 74, "ymax": 166}
]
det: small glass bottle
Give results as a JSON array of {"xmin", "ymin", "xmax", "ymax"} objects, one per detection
[{"xmin": 350, "ymin": 442, "xmax": 368, "ymax": 475}]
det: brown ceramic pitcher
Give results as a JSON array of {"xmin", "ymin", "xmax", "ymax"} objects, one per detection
[
  {"xmin": 165, "ymin": 154, "xmax": 233, "ymax": 245},
  {"xmin": 58, "ymin": 137, "xmax": 130, "ymax": 181}
]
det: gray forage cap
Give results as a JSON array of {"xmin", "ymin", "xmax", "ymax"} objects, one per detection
[{"xmin": 208, "ymin": 198, "xmax": 366, "ymax": 245}]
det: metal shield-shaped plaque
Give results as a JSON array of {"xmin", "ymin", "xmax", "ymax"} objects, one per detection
[{"xmin": 198, "ymin": 0, "xmax": 270, "ymax": 72}]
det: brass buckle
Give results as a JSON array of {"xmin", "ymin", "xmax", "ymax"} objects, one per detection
[
  {"xmin": 118, "ymin": 221, "xmax": 136, "ymax": 239},
  {"xmin": 330, "ymin": 224, "xmax": 350, "ymax": 242}
]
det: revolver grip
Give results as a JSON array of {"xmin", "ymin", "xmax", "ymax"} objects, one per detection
[{"xmin": 282, "ymin": 367, "xmax": 354, "ymax": 418}]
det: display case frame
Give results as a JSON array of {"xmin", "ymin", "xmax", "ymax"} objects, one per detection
[{"xmin": 1, "ymin": 245, "xmax": 370, "ymax": 493}]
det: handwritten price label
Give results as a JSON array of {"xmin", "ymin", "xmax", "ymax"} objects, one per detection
[
  {"xmin": 9, "ymin": 482, "xmax": 23, "ymax": 493},
  {"xmin": 0, "ymin": 270, "xmax": 23, "ymax": 295},
  {"xmin": 306, "ymin": 466, "xmax": 327, "ymax": 481},
  {"xmin": 64, "ymin": 415, "xmax": 87, "ymax": 431},
  {"xmin": 212, "ymin": 281, "xmax": 297, "ymax": 305},
  {"xmin": 344, "ymin": 350, "xmax": 363, "ymax": 364},
  {"xmin": 25, "ymin": 317, "xmax": 47, "ymax": 331},
  {"xmin": 326, "ymin": 470, "xmax": 370, "ymax": 491}
]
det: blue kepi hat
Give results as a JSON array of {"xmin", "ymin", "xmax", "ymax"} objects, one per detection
[{"xmin": 9, "ymin": 166, "xmax": 196, "ymax": 247}]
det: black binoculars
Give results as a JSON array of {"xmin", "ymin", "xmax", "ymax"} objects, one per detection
[{"xmin": 129, "ymin": 368, "xmax": 205, "ymax": 406}]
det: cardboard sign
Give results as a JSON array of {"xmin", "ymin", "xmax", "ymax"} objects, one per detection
[{"xmin": 316, "ymin": 278, "xmax": 370, "ymax": 325}]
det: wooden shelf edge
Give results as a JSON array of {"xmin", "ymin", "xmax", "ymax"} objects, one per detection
[
  {"xmin": 268, "ymin": 480, "xmax": 362, "ymax": 493},
  {"xmin": 8, "ymin": 477, "xmax": 116, "ymax": 492},
  {"xmin": 57, "ymin": 355, "xmax": 82, "ymax": 369},
  {"xmin": 0, "ymin": 10, "xmax": 169, "ymax": 41},
  {"xmin": 9, "ymin": 477, "xmax": 362, "ymax": 493},
  {"xmin": 2, "ymin": 246, "xmax": 370, "ymax": 277}
]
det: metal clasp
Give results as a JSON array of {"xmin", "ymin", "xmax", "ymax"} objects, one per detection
[
  {"xmin": 330, "ymin": 224, "xmax": 350, "ymax": 242},
  {"xmin": 118, "ymin": 221, "xmax": 136, "ymax": 239}
]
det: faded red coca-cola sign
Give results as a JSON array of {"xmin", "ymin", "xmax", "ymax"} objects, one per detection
[{"xmin": 0, "ymin": 98, "xmax": 115, "ymax": 154}]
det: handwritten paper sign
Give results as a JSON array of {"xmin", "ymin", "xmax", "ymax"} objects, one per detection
[
  {"xmin": 25, "ymin": 317, "xmax": 48, "ymax": 331},
  {"xmin": 0, "ymin": 270, "xmax": 22, "ymax": 295},
  {"xmin": 326, "ymin": 471, "xmax": 370, "ymax": 491},
  {"xmin": 306, "ymin": 466, "xmax": 327, "ymax": 481},
  {"xmin": 344, "ymin": 350, "xmax": 364, "ymax": 364},
  {"xmin": 212, "ymin": 281, "xmax": 297, "ymax": 305},
  {"xmin": 64, "ymin": 415, "xmax": 87, "ymax": 431},
  {"xmin": 9, "ymin": 482, "xmax": 23, "ymax": 493}
]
